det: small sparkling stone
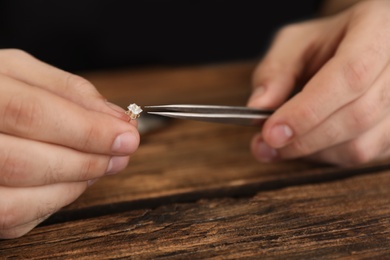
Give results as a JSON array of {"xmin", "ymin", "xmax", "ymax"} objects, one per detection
[{"xmin": 126, "ymin": 103, "xmax": 142, "ymax": 120}]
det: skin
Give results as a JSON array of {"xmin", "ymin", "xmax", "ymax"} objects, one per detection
[
  {"xmin": 1, "ymin": 0, "xmax": 383, "ymax": 239},
  {"xmin": 319, "ymin": 0, "xmax": 363, "ymax": 15},
  {"xmin": 0, "ymin": 49, "xmax": 140, "ymax": 239},
  {"xmin": 248, "ymin": 0, "xmax": 390, "ymax": 166}
]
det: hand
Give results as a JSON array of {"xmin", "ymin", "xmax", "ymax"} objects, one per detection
[
  {"xmin": 0, "ymin": 49, "xmax": 140, "ymax": 238},
  {"xmin": 248, "ymin": 0, "xmax": 390, "ymax": 166}
]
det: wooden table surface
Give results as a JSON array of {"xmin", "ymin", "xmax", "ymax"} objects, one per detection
[{"xmin": 2, "ymin": 61, "xmax": 390, "ymax": 259}]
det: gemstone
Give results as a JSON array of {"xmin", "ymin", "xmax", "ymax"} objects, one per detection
[{"xmin": 126, "ymin": 103, "xmax": 143, "ymax": 119}]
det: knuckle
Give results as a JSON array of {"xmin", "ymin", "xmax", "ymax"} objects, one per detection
[
  {"xmin": 0, "ymin": 150, "xmax": 27, "ymax": 186},
  {"xmin": 3, "ymin": 95, "xmax": 44, "ymax": 135},
  {"xmin": 78, "ymin": 124, "xmax": 96, "ymax": 151},
  {"xmin": 342, "ymin": 56, "xmax": 371, "ymax": 94},
  {"xmin": 78, "ymin": 156, "xmax": 101, "ymax": 180},
  {"xmin": 65, "ymin": 73, "xmax": 99, "ymax": 97},
  {"xmin": 322, "ymin": 122, "xmax": 341, "ymax": 143},
  {"xmin": 42, "ymin": 164, "xmax": 59, "ymax": 185},
  {"xmin": 66, "ymin": 73, "xmax": 90, "ymax": 89},
  {"xmin": 348, "ymin": 100, "xmax": 378, "ymax": 132},
  {"xmin": 296, "ymin": 102, "xmax": 321, "ymax": 128}
]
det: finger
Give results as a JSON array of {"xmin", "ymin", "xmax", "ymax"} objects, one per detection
[
  {"xmin": 249, "ymin": 16, "xmax": 347, "ymax": 161},
  {"xmin": 0, "ymin": 49, "xmax": 130, "ymax": 122},
  {"xmin": 262, "ymin": 7, "xmax": 390, "ymax": 149},
  {"xmin": 248, "ymin": 17, "xmax": 341, "ymax": 109},
  {"xmin": 248, "ymin": 25, "xmax": 309, "ymax": 109},
  {"xmin": 0, "ymin": 133, "xmax": 130, "ymax": 187},
  {"xmin": 250, "ymin": 133, "xmax": 279, "ymax": 163},
  {"xmin": 0, "ymin": 214, "xmax": 51, "ymax": 240},
  {"xmin": 306, "ymin": 114, "xmax": 390, "ymax": 166},
  {"xmin": 276, "ymin": 63, "xmax": 390, "ymax": 159},
  {"xmin": 0, "ymin": 75, "xmax": 139, "ymax": 155},
  {"xmin": 0, "ymin": 182, "xmax": 86, "ymax": 239},
  {"xmin": 250, "ymin": 72, "xmax": 390, "ymax": 164}
]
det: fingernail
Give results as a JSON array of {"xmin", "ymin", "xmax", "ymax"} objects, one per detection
[
  {"xmin": 248, "ymin": 86, "xmax": 265, "ymax": 107},
  {"xmin": 269, "ymin": 124, "xmax": 293, "ymax": 147},
  {"xmin": 111, "ymin": 132, "xmax": 138, "ymax": 154},
  {"xmin": 106, "ymin": 156, "xmax": 130, "ymax": 175},
  {"xmin": 254, "ymin": 141, "xmax": 278, "ymax": 161}
]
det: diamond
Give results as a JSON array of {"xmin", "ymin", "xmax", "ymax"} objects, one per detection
[{"xmin": 125, "ymin": 103, "xmax": 143, "ymax": 120}]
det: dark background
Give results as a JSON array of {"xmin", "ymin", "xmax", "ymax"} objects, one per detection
[{"xmin": 0, "ymin": 0, "xmax": 322, "ymax": 72}]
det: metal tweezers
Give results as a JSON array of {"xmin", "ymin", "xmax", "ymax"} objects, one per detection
[{"xmin": 143, "ymin": 104, "xmax": 273, "ymax": 126}]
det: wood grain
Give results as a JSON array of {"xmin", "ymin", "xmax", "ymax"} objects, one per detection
[
  {"xmin": 56, "ymin": 61, "xmax": 331, "ymax": 214},
  {"xmin": 53, "ymin": 61, "xmax": 387, "ymax": 217},
  {"xmin": 2, "ymin": 61, "xmax": 390, "ymax": 259},
  {"xmin": 2, "ymin": 170, "xmax": 390, "ymax": 259}
]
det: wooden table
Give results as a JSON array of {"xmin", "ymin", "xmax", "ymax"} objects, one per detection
[{"xmin": 2, "ymin": 61, "xmax": 390, "ymax": 259}]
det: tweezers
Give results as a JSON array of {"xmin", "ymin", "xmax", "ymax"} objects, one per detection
[{"xmin": 143, "ymin": 104, "xmax": 273, "ymax": 126}]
